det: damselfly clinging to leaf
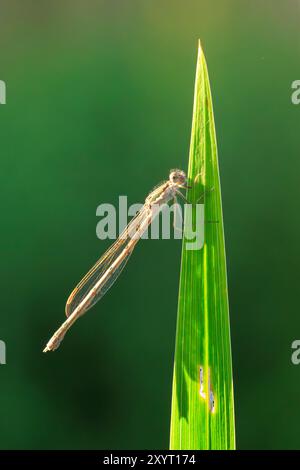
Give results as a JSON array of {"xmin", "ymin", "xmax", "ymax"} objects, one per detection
[{"xmin": 43, "ymin": 169, "xmax": 189, "ymax": 352}]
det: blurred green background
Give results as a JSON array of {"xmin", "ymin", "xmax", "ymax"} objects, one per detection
[{"xmin": 0, "ymin": 0, "xmax": 299, "ymax": 450}]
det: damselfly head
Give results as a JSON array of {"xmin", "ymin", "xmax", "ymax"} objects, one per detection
[{"xmin": 169, "ymin": 169, "xmax": 187, "ymax": 187}]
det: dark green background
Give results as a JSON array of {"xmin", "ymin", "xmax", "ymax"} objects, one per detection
[{"xmin": 0, "ymin": 0, "xmax": 299, "ymax": 449}]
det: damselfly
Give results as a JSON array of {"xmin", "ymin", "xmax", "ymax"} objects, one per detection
[{"xmin": 43, "ymin": 169, "xmax": 188, "ymax": 352}]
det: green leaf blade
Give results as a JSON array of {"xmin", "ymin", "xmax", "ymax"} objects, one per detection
[{"xmin": 170, "ymin": 42, "xmax": 235, "ymax": 450}]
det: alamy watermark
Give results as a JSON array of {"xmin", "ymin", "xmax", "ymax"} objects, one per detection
[
  {"xmin": 291, "ymin": 340, "xmax": 300, "ymax": 365},
  {"xmin": 291, "ymin": 80, "xmax": 300, "ymax": 105},
  {"xmin": 0, "ymin": 340, "xmax": 6, "ymax": 364},
  {"xmin": 95, "ymin": 197, "xmax": 207, "ymax": 251},
  {"xmin": 0, "ymin": 80, "xmax": 6, "ymax": 104}
]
